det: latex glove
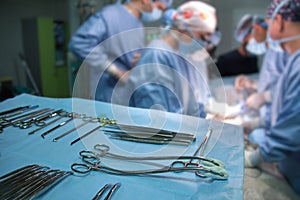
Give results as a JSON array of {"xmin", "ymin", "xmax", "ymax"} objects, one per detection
[
  {"xmin": 235, "ymin": 75, "xmax": 257, "ymax": 93},
  {"xmin": 246, "ymin": 91, "xmax": 271, "ymax": 110},
  {"xmin": 106, "ymin": 64, "xmax": 129, "ymax": 84},
  {"xmin": 244, "ymin": 149, "xmax": 264, "ymax": 168},
  {"xmin": 242, "ymin": 118, "xmax": 260, "ymax": 133}
]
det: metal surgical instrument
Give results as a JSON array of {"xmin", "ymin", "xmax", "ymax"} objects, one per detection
[
  {"xmin": 53, "ymin": 116, "xmax": 99, "ymax": 142},
  {"xmin": 40, "ymin": 112, "xmax": 77, "ymax": 138},
  {"xmin": 0, "ymin": 164, "xmax": 72, "ymax": 200},
  {"xmin": 104, "ymin": 123, "xmax": 195, "ymax": 145},
  {"xmin": 28, "ymin": 113, "xmax": 65, "ymax": 135},
  {"xmin": 34, "ymin": 109, "xmax": 64, "ymax": 126},
  {"xmin": 0, "ymin": 105, "xmax": 33, "ymax": 117},
  {"xmin": 92, "ymin": 183, "xmax": 121, "ymax": 200},
  {"xmin": 171, "ymin": 129, "xmax": 212, "ymax": 177},
  {"xmin": 92, "ymin": 184, "xmax": 112, "ymax": 200},
  {"xmin": 0, "ymin": 105, "xmax": 39, "ymax": 120},
  {"xmin": 0, "ymin": 108, "xmax": 52, "ymax": 131},
  {"xmin": 71, "ymin": 142, "xmax": 228, "ymax": 179},
  {"xmin": 70, "ymin": 117, "xmax": 116, "ymax": 146}
]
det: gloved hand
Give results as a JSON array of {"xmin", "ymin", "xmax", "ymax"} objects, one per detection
[
  {"xmin": 242, "ymin": 118, "xmax": 260, "ymax": 133},
  {"xmin": 106, "ymin": 63, "xmax": 130, "ymax": 84},
  {"xmin": 235, "ymin": 75, "xmax": 257, "ymax": 93},
  {"xmin": 244, "ymin": 149, "xmax": 264, "ymax": 168},
  {"xmin": 246, "ymin": 91, "xmax": 271, "ymax": 110}
]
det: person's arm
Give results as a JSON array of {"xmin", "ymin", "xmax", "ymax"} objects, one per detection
[
  {"xmin": 252, "ymin": 69, "xmax": 300, "ymax": 164},
  {"xmin": 246, "ymin": 90, "xmax": 271, "ymax": 110}
]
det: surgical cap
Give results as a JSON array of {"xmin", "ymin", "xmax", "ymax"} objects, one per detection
[
  {"xmin": 154, "ymin": 0, "xmax": 173, "ymax": 8},
  {"xmin": 234, "ymin": 14, "xmax": 253, "ymax": 43},
  {"xmin": 266, "ymin": 0, "xmax": 300, "ymax": 22},
  {"xmin": 174, "ymin": 1, "xmax": 217, "ymax": 33}
]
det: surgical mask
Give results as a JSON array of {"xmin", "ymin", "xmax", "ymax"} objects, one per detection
[
  {"xmin": 246, "ymin": 38, "xmax": 267, "ymax": 55},
  {"xmin": 171, "ymin": 31, "xmax": 207, "ymax": 55},
  {"xmin": 141, "ymin": 6, "xmax": 162, "ymax": 22},
  {"xmin": 128, "ymin": 1, "xmax": 162, "ymax": 23},
  {"xmin": 178, "ymin": 39, "xmax": 207, "ymax": 55},
  {"xmin": 267, "ymin": 0, "xmax": 300, "ymax": 52}
]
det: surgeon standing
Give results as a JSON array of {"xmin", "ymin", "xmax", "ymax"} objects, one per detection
[
  {"xmin": 69, "ymin": 0, "xmax": 170, "ymax": 100},
  {"xmin": 216, "ymin": 14, "xmax": 259, "ymax": 76},
  {"xmin": 245, "ymin": 0, "xmax": 300, "ymax": 195},
  {"xmin": 113, "ymin": 1, "xmax": 217, "ymax": 117},
  {"xmin": 235, "ymin": 16, "xmax": 289, "ymax": 133}
]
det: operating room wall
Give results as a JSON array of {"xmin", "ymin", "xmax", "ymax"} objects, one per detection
[{"xmin": 0, "ymin": 0, "xmax": 68, "ymax": 89}]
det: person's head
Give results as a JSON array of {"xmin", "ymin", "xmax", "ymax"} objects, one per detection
[
  {"xmin": 128, "ymin": 0, "xmax": 172, "ymax": 22},
  {"xmin": 245, "ymin": 16, "xmax": 269, "ymax": 55},
  {"xmin": 163, "ymin": 1, "xmax": 217, "ymax": 45},
  {"xmin": 235, "ymin": 14, "xmax": 253, "ymax": 45},
  {"xmin": 265, "ymin": 0, "xmax": 300, "ymax": 54},
  {"xmin": 251, "ymin": 17, "xmax": 268, "ymax": 42}
]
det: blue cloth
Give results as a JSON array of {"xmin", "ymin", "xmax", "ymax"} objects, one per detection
[
  {"xmin": 69, "ymin": 3, "xmax": 144, "ymax": 100},
  {"xmin": 114, "ymin": 39, "xmax": 209, "ymax": 118},
  {"xmin": 258, "ymin": 49, "xmax": 300, "ymax": 195},
  {"xmin": 257, "ymin": 49, "xmax": 289, "ymax": 127},
  {"xmin": 0, "ymin": 94, "xmax": 244, "ymax": 199}
]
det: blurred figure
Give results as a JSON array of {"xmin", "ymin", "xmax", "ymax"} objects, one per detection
[
  {"xmin": 113, "ymin": 1, "xmax": 217, "ymax": 117},
  {"xmin": 235, "ymin": 16, "xmax": 289, "ymax": 132},
  {"xmin": 244, "ymin": 0, "xmax": 300, "ymax": 196},
  {"xmin": 205, "ymin": 29, "xmax": 222, "ymax": 59},
  {"xmin": 69, "ymin": 0, "xmax": 170, "ymax": 100},
  {"xmin": 216, "ymin": 14, "xmax": 259, "ymax": 76}
]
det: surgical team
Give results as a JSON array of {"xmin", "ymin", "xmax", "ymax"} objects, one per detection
[{"xmin": 69, "ymin": 0, "xmax": 300, "ymax": 197}]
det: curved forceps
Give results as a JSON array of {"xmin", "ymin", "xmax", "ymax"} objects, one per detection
[
  {"xmin": 71, "ymin": 161, "xmax": 226, "ymax": 179},
  {"xmin": 75, "ymin": 144, "xmax": 228, "ymax": 179}
]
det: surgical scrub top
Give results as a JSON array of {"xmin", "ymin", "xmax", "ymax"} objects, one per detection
[
  {"xmin": 258, "ymin": 49, "xmax": 300, "ymax": 195},
  {"xmin": 257, "ymin": 49, "xmax": 289, "ymax": 127},
  {"xmin": 112, "ymin": 39, "xmax": 209, "ymax": 118},
  {"xmin": 216, "ymin": 49, "xmax": 258, "ymax": 76},
  {"xmin": 69, "ymin": 3, "xmax": 144, "ymax": 100}
]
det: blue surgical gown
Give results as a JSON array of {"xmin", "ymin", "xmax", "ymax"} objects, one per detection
[
  {"xmin": 257, "ymin": 49, "xmax": 289, "ymax": 127},
  {"xmin": 258, "ymin": 49, "xmax": 300, "ymax": 194},
  {"xmin": 113, "ymin": 39, "xmax": 209, "ymax": 118},
  {"xmin": 68, "ymin": 3, "xmax": 144, "ymax": 101}
]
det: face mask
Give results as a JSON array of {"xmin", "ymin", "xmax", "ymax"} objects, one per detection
[
  {"xmin": 178, "ymin": 39, "xmax": 207, "ymax": 55},
  {"xmin": 141, "ymin": 6, "xmax": 162, "ymax": 22},
  {"xmin": 267, "ymin": 0, "xmax": 300, "ymax": 52},
  {"xmin": 246, "ymin": 38, "xmax": 267, "ymax": 55}
]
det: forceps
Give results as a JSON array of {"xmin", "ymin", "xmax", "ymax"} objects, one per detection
[
  {"xmin": 72, "ymin": 143, "xmax": 228, "ymax": 179},
  {"xmin": 53, "ymin": 116, "xmax": 99, "ymax": 142},
  {"xmin": 0, "ymin": 105, "xmax": 33, "ymax": 117},
  {"xmin": 171, "ymin": 129, "xmax": 212, "ymax": 176},
  {"xmin": 28, "ymin": 110, "xmax": 69, "ymax": 135},
  {"xmin": 0, "ymin": 108, "xmax": 52, "ymax": 131},
  {"xmin": 70, "ymin": 117, "xmax": 116, "ymax": 146},
  {"xmin": 92, "ymin": 183, "xmax": 121, "ymax": 200},
  {"xmin": 71, "ymin": 159, "xmax": 226, "ymax": 179},
  {"xmin": 41, "ymin": 112, "xmax": 84, "ymax": 138},
  {"xmin": 0, "ymin": 105, "xmax": 39, "ymax": 120}
]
